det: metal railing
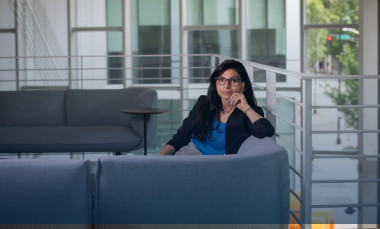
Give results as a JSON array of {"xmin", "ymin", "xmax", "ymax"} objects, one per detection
[{"xmin": 0, "ymin": 54, "xmax": 379, "ymax": 227}]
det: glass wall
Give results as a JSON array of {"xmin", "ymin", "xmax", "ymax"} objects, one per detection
[
  {"xmin": 68, "ymin": 0, "xmax": 287, "ymax": 86},
  {"xmin": 305, "ymin": 0, "xmax": 358, "ymax": 75},
  {"xmin": 187, "ymin": 0, "xmax": 239, "ymax": 83},
  {"xmin": 0, "ymin": 34, "xmax": 16, "ymax": 91},
  {"xmin": 71, "ymin": 0, "xmax": 124, "ymax": 88},
  {"xmin": 0, "ymin": 0, "xmax": 16, "ymax": 90},
  {"xmin": 106, "ymin": 0, "xmax": 123, "ymax": 84},
  {"xmin": 188, "ymin": 0, "xmax": 238, "ymax": 25},
  {"xmin": 247, "ymin": 0, "xmax": 286, "ymax": 82},
  {"xmin": 72, "ymin": 0, "xmax": 107, "ymax": 27},
  {"xmin": 132, "ymin": 0, "xmax": 178, "ymax": 84}
]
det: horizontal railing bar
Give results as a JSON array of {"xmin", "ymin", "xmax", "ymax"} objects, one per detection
[
  {"xmin": 184, "ymin": 25, "xmax": 239, "ymax": 31},
  {"xmin": 72, "ymin": 26, "xmax": 123, "ymax": 32},
  {"xmin": 0, "ymin": 66, "xmax": 212, "ymax": 71},
  {"xmin": 312, "ymin": 178, "xmax": 380, "ymax": 183},
  {"xmin": 290, "ymin": 189, "xmax": 303, "ymax": 203},
  {"xmin": 313, "ymin": 154, "xmax": 380, "ymax": 159},
  {"xmin": 275, "ymin": 134, "xmax": 304, "ymax": 156},
  {"xmin": 312, "ymin": 150, "xmax": 358, "ymax": 155},
  {"xmin": 312, "ymin": 129, "xmax": 380, "ymax": 134},
  {"xmin": 289, "ymin": 165, "xmax": 303, "ymax": 179},
  {"xmin": 0, "ymin": 79, "xmax": 209, "ymax": 83},
  {"xmin": 312, "ymin": 203, "xmax": 380, "ymax": 208},
  {"xmin": 252, "ymin": 87, "xmax": 302, "ymax": 92},
  {"xmin": 272, "ymin": 91, "xmax": 303, "ymax": 107},
  {"xmin": 0, "ymin": 28, "xmax": 16, "ymax": 33},
  {"xmin": 0, "ymin": 54, "xmax": 214, "ymax": 59},
  {"xmin": 270, "ymin": 111, "xmax": 304, "ymax": 131},
  {"xmin": 313, "ymin": 104, "xmax": 380, "ymax": 109},
  {"xmin": 304, "ymin": 23, "xmax": 359, "ymax": 29},
  {"xmin": 252, "ymin": 84, "xmax": 302, "ymax": 93},
  {"xmin": 249, "ymin": 84, "xmax": 302, "ymax": 93},
  {"xmin": 301, "ymin": 74, "xmax": 380, "ymax": 80},
  {"xmin": 251, "ymin": 83, "xmax": 265, "ymax": 90}
]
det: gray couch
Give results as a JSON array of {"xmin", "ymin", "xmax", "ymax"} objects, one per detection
[
  {"xmin": 0, "ymin": 137, "xmax": 289, "ymax": 227},
  {"xmin": 0, "ymin": 88, "xmax": 158, "ymax": 153}
]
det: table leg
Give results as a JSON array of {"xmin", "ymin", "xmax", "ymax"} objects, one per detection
[{"xmin": 143, "ymin": 113, "xmax": 147, "ymax": 156}]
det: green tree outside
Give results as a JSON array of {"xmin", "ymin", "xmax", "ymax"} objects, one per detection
[{"xmin": 307, "ymin": 0, "xmax": 359, "ymax": 129}]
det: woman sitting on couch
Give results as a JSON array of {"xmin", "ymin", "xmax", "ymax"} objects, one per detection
[{"xmin": 159, "ymin": 59, "xmax": 275, "ymax": 155}]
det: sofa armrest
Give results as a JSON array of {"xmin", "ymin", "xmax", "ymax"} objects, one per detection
[
  {"xmin": 130, "ymin": 88, "xmax": 158, "ymax": 144},
  {"xmin": 0, "ymin": 159, "xmax": 93, "ymax": 224},
  {"xmin": 237, "ymin": 136, "xmax": 290, "ymax": 224}
]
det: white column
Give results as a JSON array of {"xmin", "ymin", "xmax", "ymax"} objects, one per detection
[
  {"xmin": 286, "ymin": 0, "xmax": 300, "ymax": 72},
  {"xmin": 358, "ymin": 0, "xmax": 378, "ymax": 226},
  {"xmin": 124, "ymin": 0, "xmax": 132, "ymax": 88},
  {"xmin": 239, "ymin": 0, "xmax": 247, "ymax": 60},
  {"xmin": 181, "ymin": 0, "xmax": 189, "ymax": 119}
]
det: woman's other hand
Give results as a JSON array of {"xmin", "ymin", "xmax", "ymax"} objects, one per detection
[
  {"xmin": 229, "ymin": 92, "xmax": 264, "ymax": 124},
  {"xmin": 159, "ymin": 144, "xmax": 175, "ymax": 155},
  {"xmin": 229, "ymin": 92, "xmax": 251, "ymax": 112}
]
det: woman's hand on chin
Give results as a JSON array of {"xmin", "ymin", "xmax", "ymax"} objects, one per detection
[{"xmin": 229, "ymin": 93, "xmax": 251, "ymax": 112}]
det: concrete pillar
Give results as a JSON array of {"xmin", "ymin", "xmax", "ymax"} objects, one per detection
[{"xmin": 358, "ymin": 0, "xmax": 378, "ymax": 226}]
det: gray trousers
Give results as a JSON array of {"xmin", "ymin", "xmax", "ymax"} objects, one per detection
[{"xmin": 174, "ymin": 141, "xmax": 203, "ymax": 155}]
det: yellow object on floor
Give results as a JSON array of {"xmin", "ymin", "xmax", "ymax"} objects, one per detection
[{"xmin": 289, "ymin": 193, "xmax": 335, "ymax": 229}]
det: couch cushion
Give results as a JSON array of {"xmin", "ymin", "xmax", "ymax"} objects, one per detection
[
  {"xmin": 0, "ymin": 159, "xmax": 92, "ymax": 224},
  {"xmin": 0, "ymin": 126, "xmax": 141, "ymax": 153},
  {"xmin": 66, "ymin": 89, "xmax": 146, "ymax": 126},
  {"xmin": 0, "ymin": 90, "xmax": 66, "ymax": 127}
]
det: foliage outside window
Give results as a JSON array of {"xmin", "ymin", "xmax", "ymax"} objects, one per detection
[{"xmin": 307, "ymin": 0, "xmax": 359, "ymax": 129}]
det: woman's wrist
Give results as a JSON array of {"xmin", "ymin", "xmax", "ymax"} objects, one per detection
[{"xmin": 244, "ymin": 106, "xmax": 253, "ymax": 115}]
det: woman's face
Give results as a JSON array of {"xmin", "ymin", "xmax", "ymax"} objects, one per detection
[{"xmin": 215, "ymin": 68, "xmax": 245, "ymax": 102}]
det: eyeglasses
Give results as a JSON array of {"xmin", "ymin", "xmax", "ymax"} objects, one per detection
[{"xmin": 215, "ymin": 76, "xmax": 242, "ymax": 86}]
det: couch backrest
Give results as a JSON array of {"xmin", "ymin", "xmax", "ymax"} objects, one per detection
[
  {"xmin": 0, "ymin": 159, "xmax": 93, "ymax": 225},
  {"xmin": 0, "ymin": 91, "xmax": 66, "ymax": 127},
  {"xmin": 65, "ymin": 88, "xmax": 155, "ymax": 127},
  {"xmin": 94, "ymin": 136, "xmax": 290, "ymax": 224}
]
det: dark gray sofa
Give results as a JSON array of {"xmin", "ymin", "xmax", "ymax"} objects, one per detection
[
  {"xmin": 94, "ymin": 137, "xmax": 290, "ymax": 226},
  {"xmin": 0, "ymin": 137, "xmax": 289, "ymax": 228},
  {"xmin": 0, "ymin": 88, "xmax": 158, "ymax": 153}
]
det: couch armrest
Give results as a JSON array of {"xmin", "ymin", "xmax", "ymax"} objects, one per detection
[
  {"xmin": 0, "ymin": 159, "xmax": 93, "ymax": 224},
  {"xmin": 238, "ymin": 136, "xmax": 290, "ymax": 225},
  {"xmin": 130, "ymin": 88, "xmax": 158, "ymax": 144}
]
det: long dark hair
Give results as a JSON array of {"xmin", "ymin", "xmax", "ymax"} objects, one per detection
[{"xmin": 192, "ymin": 59, "xmax": 258, "ymax": 141}]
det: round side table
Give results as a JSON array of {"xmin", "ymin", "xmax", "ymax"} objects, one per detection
[{"xmin": 120, "ymin": 108, "xmax": 170, "ymax": 155}]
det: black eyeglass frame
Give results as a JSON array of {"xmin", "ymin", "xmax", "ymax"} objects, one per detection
[{"xmin": 215, "ymin": 76, "xmax": 242, "ymax": 86}]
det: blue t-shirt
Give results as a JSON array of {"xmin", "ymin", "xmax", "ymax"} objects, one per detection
[{"xmin": 191, "ymin": 120, "xmax": 226, "ymax": 155}]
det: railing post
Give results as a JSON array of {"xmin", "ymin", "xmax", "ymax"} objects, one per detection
[
  {"xmin": 80, "ymin": 56, "xmax": 83, "ymax": 89},
  {"xmin": 210, "ymin": 55, "xmax": 216, "ymax": 74},
  {"xmin": 15, "ymin": 0, "xmax": 20, "ymax": 91},
  {"xmin": 266, "ymin": 71, "xmax": 276, "ymax": 141},
  {"xmin": 180, "ymin": 0, "xmax": 189, "ymax": 120},
  {"xmin": 302, "ymin": 78, "xmax": 313, "ymax": 227}
]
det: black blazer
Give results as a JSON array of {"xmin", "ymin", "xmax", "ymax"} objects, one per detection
[{"xmin": 167, "ymin": 96, "xmax": 275, "ymax": 155}]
